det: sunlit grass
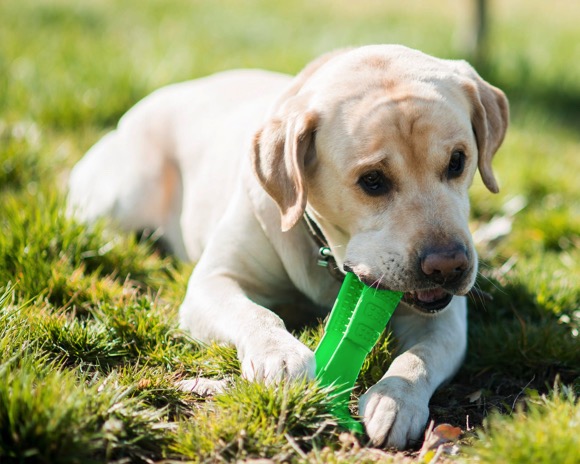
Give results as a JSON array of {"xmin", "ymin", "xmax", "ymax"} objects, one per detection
[
  {"xmin": 171, "ymin": 379, "xmax": 337, "ymax": 461},
  {"xmin": 464, "ymin": 386, "xmax": 580, "ymax": 464}
]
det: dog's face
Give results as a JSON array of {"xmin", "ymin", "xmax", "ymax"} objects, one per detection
[
  {"xmin": 308, "ymin": 79, "xmax": 480, "ymax": 311},
  {"xmin": 253, "ymin": 46, "xmax": 509, "ymax": 313}
]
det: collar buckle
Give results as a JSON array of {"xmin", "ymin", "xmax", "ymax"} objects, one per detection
[{"xmin": 317, "ymin": 246, "xmax": 333, "ymax": 267}]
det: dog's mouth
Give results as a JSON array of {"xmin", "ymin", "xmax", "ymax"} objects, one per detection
[
  {"xmin": 402, "ymin": 288, "xmax": 454, "ymax": 313},
  {"xmin": 351, "ymin": 269, "xmax": 458, "ymax": 313}
]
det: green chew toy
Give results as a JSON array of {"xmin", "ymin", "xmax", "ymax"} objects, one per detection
[{"xmin": 314, "ymin": 272, "xmax": 403, "ymax": 433}]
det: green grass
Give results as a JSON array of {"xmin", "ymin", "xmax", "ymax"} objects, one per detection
[
  {"xmin": 1, "ymin": 0, "xmax": 578, "ymax": 462},
  {"xmin": 464, "ymin": 386, "xmax": 580, "ymax": 464},
  {"xmin": 171, "ymin": 379, "xmax": 337, "ymax": 461}
]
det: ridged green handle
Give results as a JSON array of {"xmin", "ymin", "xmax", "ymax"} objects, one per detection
[{"xmin": 315, "ymin": 272, "xmax": 403, "ymax": 433}]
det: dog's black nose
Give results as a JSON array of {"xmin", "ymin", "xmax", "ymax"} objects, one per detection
[{"xmin": 420, "ymin": 247, "xmax": 469, "ymax": 284}]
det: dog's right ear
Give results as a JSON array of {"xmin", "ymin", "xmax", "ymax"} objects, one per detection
[
  {"xmin": 252, "ymin": 48, "xmax": 350, "ymax": 232},
  {"xmin": 252, "ymin": 108, "xmax": 318, "ymax": 232}
]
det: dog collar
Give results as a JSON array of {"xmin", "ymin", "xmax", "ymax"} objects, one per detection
[{"xmin": 303, "ymin": 212, "xmax": 345, "ymax": 282}]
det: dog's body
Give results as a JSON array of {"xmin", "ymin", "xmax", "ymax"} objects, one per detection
[{"xmin": 68, "ymin": 45, "xmax": 508, "ymax": 448}]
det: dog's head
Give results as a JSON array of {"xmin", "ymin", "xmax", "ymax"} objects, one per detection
[{"xmin": 252, "ymin": 45, "xmax": 509, "ymax": 313}]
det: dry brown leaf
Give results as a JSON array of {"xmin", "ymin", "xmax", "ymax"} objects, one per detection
[{"xmin": 418, "ymin": 421, "xmax": 462, "ymax": 462}]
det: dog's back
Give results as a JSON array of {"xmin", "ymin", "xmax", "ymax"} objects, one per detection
[{"xmin": 67, "ymin": 69, "xmax": 291, "ymax": 260}]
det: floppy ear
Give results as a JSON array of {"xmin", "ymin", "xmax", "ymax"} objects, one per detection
[
  {"xmin": 252, "ymin": 108, "xmax": 318, "ymax": 232},
  {"xmin": 251, "ymin": 48, "xmax": 349, "ymax": 231},
  {"xmin": 457, "ymin": 62, "xmax": 509, "ymax": 193}
]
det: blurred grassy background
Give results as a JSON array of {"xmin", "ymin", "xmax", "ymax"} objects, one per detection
[
  {"xmin": 2, "ymin": 0, "xmax": 579, "ymax": 209},
  {"xmin": 0, "ymin": 0, "xmax": 579, "ymax": 462}
]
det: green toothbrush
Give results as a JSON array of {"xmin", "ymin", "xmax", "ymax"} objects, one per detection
[{"xmin": 314, "ymin": 272, "xmax": 403, "ymax": 433}]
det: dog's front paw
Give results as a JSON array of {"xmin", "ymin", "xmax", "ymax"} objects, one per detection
[
  {"xmin": 240, "ymin": 329, "xmax": 316, "ymax": 384},
  {"xmin": 359, "ymin": 377, "xmax": 429, "ymax": 449}
]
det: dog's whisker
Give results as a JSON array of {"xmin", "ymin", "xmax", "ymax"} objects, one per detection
[
  {"xmin": 477, "ymin": 271, "xmax": 506, "ymax": 296},
  {"xmin": 470, "ymin": 282, "xmax": 488, "ymax": 310}
]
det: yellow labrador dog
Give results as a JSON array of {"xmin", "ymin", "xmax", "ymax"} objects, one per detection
[{"xmin": 68, "ymin": 45, "xmax": 508, "ymax": 448}]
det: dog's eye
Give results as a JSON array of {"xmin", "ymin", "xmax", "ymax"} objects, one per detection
[
  {"xmin": 358, "ymin": 170, "xmax": 390, "ymax": 196},
  {"xmin": 447, "ymin": 150, "xmax": 465, "ymax": 179}
]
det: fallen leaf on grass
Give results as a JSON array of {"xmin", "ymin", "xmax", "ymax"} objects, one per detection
[
  {"xmin": 466, "ymin": 389, "xmax": 483, "ymax": 403},
  {"xmin": 472, "ymin": 194, "xmax": 527, "ymax": 249},
  {"xmin": 473, "ymin": 216, "xmax": 513, "ymax": 246},
  {"xmin": 137, "ymin": 378, "xmax": 152, "ymax": 389},
  {"xmin": 418, "ymin": 421, "xmax": 462, "ymax": 463}
]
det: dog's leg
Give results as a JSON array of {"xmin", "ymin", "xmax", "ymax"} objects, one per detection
[
  {"xmin": 359, "ymin": 297, "xmax": 467, "ymax": 449},
  {"xmin": 180, "ymin": 273, "xmax": 316, "ymax": 382},
  {"xmin": 178, "ymin": 188, "xmax": 316, "ymax": 383}
]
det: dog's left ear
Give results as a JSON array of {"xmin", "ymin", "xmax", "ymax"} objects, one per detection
[
  {"xmin": 455, "ymin": 61, "xmax": 510, "ymax": 193},
  {"xmin": 252, "ymin": 106, "xmax": 318, "ymax": 232}
]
